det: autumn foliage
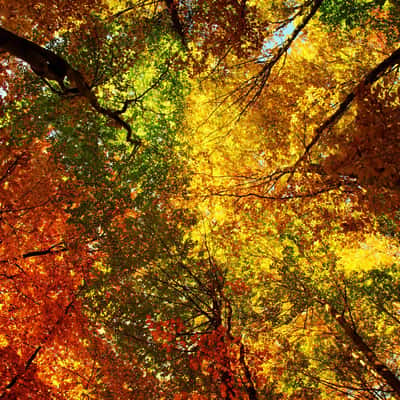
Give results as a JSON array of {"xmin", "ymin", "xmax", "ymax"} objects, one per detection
[{"xmin": 1, "ymin": 0, "xmax": 400, "ymax": 399}]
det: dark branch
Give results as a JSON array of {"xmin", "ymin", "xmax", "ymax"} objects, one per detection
[
  {"xmin": 0, "ymin": 26, "xmax": 141, "ymax": 147},
  {"xmin": 0, "ymin": 290, "xmax": 82, "ymax": 398},
  {"xmin": 0, "ymin": 27, "xmax": 69, "ymax": 87},
  {"xmin": 0, "ymin": 155, "xmax": 23, "ymax": 184},
  {"xmin": 116, "ymin": 62, "xmax": 172, "ymax": 115},
  {"xmin": 165, "ymin": 0, "xmax": 187, "ymax": 46},
  {"xmin": 0, "ymin": 243, "xmax": 67, "ymax": 264},
  {"xmin": 292, "ymin": 46, "xmax": 400, "ymax": 171},
  {"xmin": 22, "ymin": 246, "xmax": 67, "ymax": 259},
  {"xmin": 321, "ymin": 301, "xmax": 400, "ymax": 398},
  {"xmin": 1, "ymin": 346, "xmax": 42, "ymax": 396},
  {"xmin": 239, "ymin": 0, "xmax": 324, "ymax": 111}
]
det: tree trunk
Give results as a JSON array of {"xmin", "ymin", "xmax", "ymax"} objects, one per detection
[
  {"xmin": 0, "ymin": 26, "xmax": 69, "ymax": 86},
  {"xmin": 0, "ymin": 26, "xmax": 139, "ymax": 145},
  {"xmin": 325, "ymin": 302, "xmax": 400, "ymax": 398}
]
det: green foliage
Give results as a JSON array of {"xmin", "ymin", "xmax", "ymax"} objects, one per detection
[
  {"xmin": 320, "ymin": 0, "xmax": 383, "ymax": 29},
  {"xmin": 319, "ymin": 0, "xmax": 400, "ymax": 42}
]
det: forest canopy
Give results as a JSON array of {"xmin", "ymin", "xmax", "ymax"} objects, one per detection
[{"xmin": 1, "ymin": 1, "xmax": 400, "ymax": 399}]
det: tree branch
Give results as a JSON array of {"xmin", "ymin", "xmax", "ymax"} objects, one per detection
[
  {"xmin": 239, "ymin": 0, "xmax": 324, "ymax": 111},
  {"xmin": 0, "ymin": 243, "xmax": 67, "ymax": 264},
  {"xmin": 1, "ymin": 346, "xmax": 42, "ymax": 396},
  {"xmin": 0, "ymin": 293, "xmax": 79, "ymax": 397},
  {"xmin": 292, "ymin": 46, "xmax": 400, "ymax": 172},
  {"xmin": 164, "ymin": 0, "xmax": 186, "ymax": 46},
  {"xmin": 321, "ymin": 301, "xmax": 400, "ymax": 398},
  {"xmin": 0, "ymin": 26, "xmax": 141, "ymax": 147}
]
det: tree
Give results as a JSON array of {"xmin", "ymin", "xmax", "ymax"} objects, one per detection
[
  {"xmin": 0, "ymin": 2, "xmax": 188, "ymax": 398},
  {"xmin": 1, "ymin": 0, "xmax": 400, "ymax": 399},
  {"xmin": 183, "ymin": 1, "xmax": 400, "ymax": 398}
]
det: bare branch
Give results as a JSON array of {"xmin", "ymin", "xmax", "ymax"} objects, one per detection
[
  {"xmin": 239, "ymin": 0, "xmax": 324, "ymax": 112},
  {"xmin": 115, "ymin": 62, "xmax": 172, "ymax": 115}
]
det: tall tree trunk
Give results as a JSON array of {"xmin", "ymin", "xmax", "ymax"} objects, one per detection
[{"xmin": 324, "ymin": 301, "xmax": 400, "ymax": 398}]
